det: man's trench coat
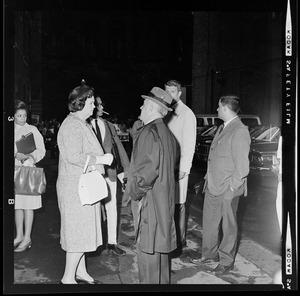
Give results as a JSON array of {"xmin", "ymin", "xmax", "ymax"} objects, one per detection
[{"xmin": 127, "ymin": 118, "xmax": 179, "ymax": 254}]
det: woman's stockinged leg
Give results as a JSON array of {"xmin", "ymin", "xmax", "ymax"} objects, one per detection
[
  {"xmin": 20, "ymin": 209, "xmax": 34, "ymax": 246},
  {"xmin": 61, "ymin": 252, "xmax": 84, "ymax": 284},
  {"xmin": 14, "ymin": 209, "xmax": 24, "ymax": 244},
  {"xmin": 76, "ymin": 254, "xmax": 94, "ymax": 282}
]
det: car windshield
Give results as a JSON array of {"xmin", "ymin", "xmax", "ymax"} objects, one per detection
[
  {"xmin": 200, "ymin": 125, "xmax": 218, "ymax": 136},
  {"xmin": 250, "ymin": 126, "xmax": 269, "ymax": 138},
  {"xmin": 255, "ymin": 126, "xmax": 280, "ymax": 141}
]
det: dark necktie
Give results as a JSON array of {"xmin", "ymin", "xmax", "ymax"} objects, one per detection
[
  {"xmin": 218, "ymin": 124, "xmax": 224, "ymax": 134},
  {"xmin": 95, "ymin": 119, "xmax": 102, "ymax": 145}
]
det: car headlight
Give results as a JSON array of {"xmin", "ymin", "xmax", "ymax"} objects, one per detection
[
  {"xmin": 249, "ymin": 150, "xmax": 276, "ymax": 170},
  {"xmin": 250, "ymin": 153, "xmax": 264, "ymax": 167},
  {"xmin": 261, "ymin": 154, "xmax": 274, "ymax": 165}
]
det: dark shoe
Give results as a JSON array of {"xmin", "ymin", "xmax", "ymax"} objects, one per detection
[
  {"xmin": 75, "ymin": 275, "xmax": 102, "ymax": 284},
  {"xmin": 212, "ymin": 263, "xmax": 234, "ymax": 275},
  {"xmin": 14, "ymin": 240, "xmax": 32, "ymax": 253},
  {"xmin": 107, "ymin": 244, "xmax": 126, "ymax": 256},
  {"xmin": 190, "ymin": 256, "xmax": 219, "ymax": 264},
  {"xmin": 177, "ymin": 241, "xmax": 187, "ymax": 249}
]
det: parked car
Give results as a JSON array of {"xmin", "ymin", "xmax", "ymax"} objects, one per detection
[
  {"xmin": 194, "ymin": 115, "xmax": 263, "ymax": 164},
  {"xmin": 249, "ymin": 125, "xmax": 281, "ymax": 177},
  {"xmin": 195, "ymin": 113, "xmax": 261, "ymax": 133},
  {"xmin": 193, "ymin": 124, "xmax": 220, "ymax": 165},
  {"xmin": 193, "ymin": 121, "xmax": 278, "ymax": 175},
  {"xmin": 196, "ymin": 114, "xmax": 223, "ymax": 133},
  {"xmin": 239, "ymin": 115, "xmax": 262, "ymax": 128},
  {"xmin": 249, "ymin": 125, "xmax": 270, "ymax": 139},
  {"xmin": 193, "ymin": 124, "xmax": 281, "ymax": 192}
]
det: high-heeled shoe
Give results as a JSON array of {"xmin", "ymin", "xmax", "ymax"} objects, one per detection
[
  {"xmin": 14, "ymin": 240, "xmax": 32, "ymax": 253},
  {"xmin": 75, "ymin": 275, "xmax": 102, "ymax": 284},
  {"xmin": 14, "ymin": 240, "xmax": 23, "ymax": 249}
]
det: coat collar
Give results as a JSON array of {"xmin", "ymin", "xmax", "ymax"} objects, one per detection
[
  {"xmin": 172, "ymin": 100, "xmax": 184, "ymax": 115},
  {"xmin": 141, "ymin": 117, "xmax": 164, "ymax": 129},
  {"xmin": 214, "ymin": 117, "xmax": 241, "ymax": 140},
  {"xmin": 223, "ymin": 115, "xmax": 238, "ymax": 128},
  {"xmin": 225, "ymin": 116, "xmax": 241, "ymax": 129}
]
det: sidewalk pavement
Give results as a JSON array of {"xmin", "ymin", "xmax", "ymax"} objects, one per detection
[{"xmin": 12, "ymin": 152, "xmax": 282, "ymax": 290}]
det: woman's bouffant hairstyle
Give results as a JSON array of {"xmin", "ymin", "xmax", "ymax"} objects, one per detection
[
  {"xmin": 14, "ymin": 100, "xmax": 28, "ymax": 114},
  {"xmin": 68, "ymin": 79, "xmax": 95, "ymax": 112}
]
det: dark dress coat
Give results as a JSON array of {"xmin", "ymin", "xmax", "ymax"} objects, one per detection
[
  {"xmin": 90, "ymin": 118, "xmax": 130, "ymax": 182},
  {"xmin": 127, "ymin": 118, "xmax": 179, "ymax": 254}
]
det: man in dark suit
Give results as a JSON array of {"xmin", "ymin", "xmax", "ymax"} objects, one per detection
[
  {"xmin": 89, "ymin": 96, "xmax": 130, "ymax": 255},
  {"xmin": 191, "ymin": 95, "xmax": 251, "ymax": 276}
]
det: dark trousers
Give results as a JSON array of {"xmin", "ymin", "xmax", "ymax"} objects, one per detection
[
  {"xmin": 202, "ymin": 188, "xmax": 241, "ymax": 266},
  {"xmin": 174, "ymin": 203, "xmax": 186, "ymax": 246},
  {"xmin": 137, "ymin": 247, "xmax": 170, "ymax": 284}
]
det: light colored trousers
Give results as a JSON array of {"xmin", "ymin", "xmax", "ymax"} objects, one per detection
[{"xmin": 104, "ymin": 177, "xmax": 117, "ymax": 245}]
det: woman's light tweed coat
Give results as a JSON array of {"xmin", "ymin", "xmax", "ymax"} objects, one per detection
[{"xmin": 56, "ymin": 113, "xmax": 106, "ymax": 252}]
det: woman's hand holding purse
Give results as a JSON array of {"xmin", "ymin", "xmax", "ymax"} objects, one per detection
[
  {"xmin": 88, "ymin": 153, "xmax": 114, "ymax": 166},
  {"xmin": 15, "ymin": 152, "xmax": 34, "ymax": 165},
  {"xmin": 98, "ymin": 153, "xmax": 114, "ymax": 165}
]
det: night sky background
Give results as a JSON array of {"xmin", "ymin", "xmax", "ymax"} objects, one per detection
[
  {"xmin": 10, "ymin": 0, "xmax": 286, "ymax": 122},
  {"xmin": 41, "ymin": 9, "xmax": 194, "ymax": 121}
]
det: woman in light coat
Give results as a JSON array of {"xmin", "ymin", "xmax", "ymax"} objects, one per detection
[
  {"xmin": 56, "ymin": 80, "xmax": 113, "ymax": 284},
  {"xmin": 14, "ymin": 100, "xmax": 46, "ymax": 252}
]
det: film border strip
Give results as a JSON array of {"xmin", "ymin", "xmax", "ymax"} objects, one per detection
[{"xmin": 281, "ymin": 0, "xmax": 298, "ymax": 291}]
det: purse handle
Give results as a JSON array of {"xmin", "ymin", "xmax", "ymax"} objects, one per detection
[{"xmin": 83, "ymin": 155, "xmax": 90, "ymax": 174}]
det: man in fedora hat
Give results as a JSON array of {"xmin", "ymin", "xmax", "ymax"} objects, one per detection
[{"xmin": 125, "ymin": 87, "xmax": 179, "ymax": 284}]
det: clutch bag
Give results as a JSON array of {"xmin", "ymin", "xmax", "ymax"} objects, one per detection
[{"xmin": 16, "ymin": 132, "xmax": 36, "ymax": 154}]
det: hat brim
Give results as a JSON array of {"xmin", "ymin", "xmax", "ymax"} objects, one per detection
[{"xmin": 141, "ymin": 95, "xmax": 173, "ymax": 111}]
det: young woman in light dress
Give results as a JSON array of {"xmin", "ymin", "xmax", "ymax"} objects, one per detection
[{"xmin": 14, "ymin": 100, "xmax": 46, "ymax": 252}]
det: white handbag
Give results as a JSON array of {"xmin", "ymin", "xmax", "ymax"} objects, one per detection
[{"xmin": 78, "ymin": 156, "xmax": 108, "ymax": 206}]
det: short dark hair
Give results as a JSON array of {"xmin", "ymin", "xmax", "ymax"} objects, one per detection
[
  {"xmin": 14, "ymin": 100, "xmax": 28, "ymax": 114},
  {"xmin": 68, "ymin": 80, "xmax": 94, "ymax": 112},
  {"xmin": 219, "ymin": 94, "xmax": 240, "ymax": 114},
  {"xmin": 94, "ymin": 96, "xmax": 105, "ymax": 108},
  {"xmin": 164, "ymin": 79, "xmax": 182, "ymax": 91}
]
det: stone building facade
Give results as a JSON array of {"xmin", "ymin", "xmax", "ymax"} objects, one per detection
[{"xmin": 192, "ymin": 11, "xmax": 282, "ymax": 126}]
